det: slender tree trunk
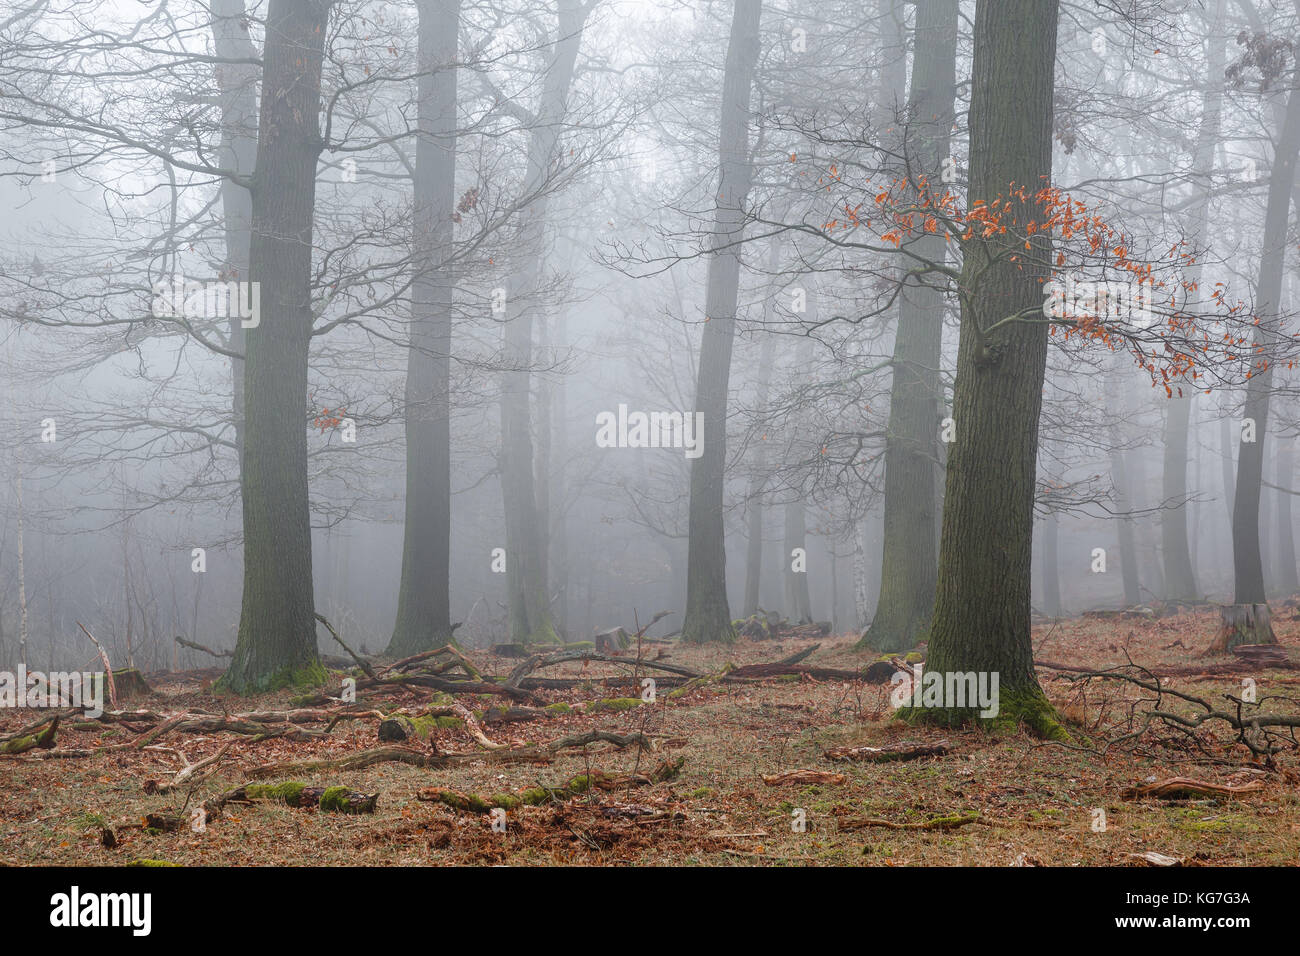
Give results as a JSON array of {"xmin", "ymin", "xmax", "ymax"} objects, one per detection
[
  {"xmin": 862, "ymin": 0, "xmax": 958, "ymax": 652},
  {"xmin": 1040, "ymin": 512, "xmax": 1061, "ymax": 617},
  {"xmin": 1231, "ymin": 68, "xmax": 1300, "ymax": 609},
  {"xmin": 681, "ymin": 0, "xmax": 762, "ymax": 644},
  {"xmin": 1277, "ymin": 438, "xmax": 1299, "ymax": 595},
  {"xmin": 743, "ymin": 329, "xmax": 775, "ymax": 615},
  {"xmin": 500, "ymin": 0, "xmax": 587, "ymax": 645},
  {"xmin": 221, "ymin": 0, "xmax": 330, "ymax": 693},
  {"xmin": 783, "ymin": 501, "xmax": 813, "ymax": 622},
  {"xmin": 212, "ymin": 0, "xmax": 259, "ymax": 469},
  {"xmin": 389, "ymin": 0, "xmax": 460, "ymax": 655},
  {"xmin": 1112, "ymin": 445, "xmax": 1141, "ymax": 606},
  {"xmin": 1161, "ymin": 0, "xmax": 1223, "ymax": 603},
  {"xmin": 913, "ymin": 0, "xmax": 1062, "ymax": 735},
  {"xmin": 853, "ymin": 519, "xmax": 871, "ymax": 628}
]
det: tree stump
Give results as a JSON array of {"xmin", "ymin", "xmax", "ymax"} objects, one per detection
[{"xmin": 1204, "ymin": 604, "xmax": 1277, "ymax": 655}]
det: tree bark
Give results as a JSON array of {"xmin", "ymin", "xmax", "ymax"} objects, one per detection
[
  {"xmin": 389, "ymin": 0, "xmax": 460, "ymax": 656},
  {"xmin": 914, "ymin": 0, "xmax": 1062, "ymax": 735},
  {"xmin": 221, "ymin": 0, "xmax": 330, "ymax": 694},
  {"xmin": 681, "ymin": 0, "xmax": 762, "ymax": 644}
]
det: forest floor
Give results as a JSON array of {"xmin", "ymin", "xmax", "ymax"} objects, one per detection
[{"xmin": 4, "ymin": 605, "xmax": 1300, "ymax": 866}]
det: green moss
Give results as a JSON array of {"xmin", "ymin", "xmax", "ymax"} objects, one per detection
[
  {"xmin": 899, "ymin": 685, "xmax": 1071, "ymax": 742},
  {"xmin": 543, "ymin": 702, "xmax": 572, "ymax": 714},
  {"xmin": 244, "ymin": 781, "xmax": 308, "ymax": 804},
  {"xmin": 904, "ymin": 652, "xmax": 924, "ymax": 664},
  {"xmin": 563, "ymin": 641, "xmax": 595, "ymax": 650},
  {"xmin": 688, "ymin": 787, "xmax": 714, "ymax": 799},
  {"xmin": 585, "ymin": 697, "xmax": 641, "ymax": 712},
  {"xmin": 318, "ymin": 786, "xmax": 351, "ymax": 812},
  {"xmin": 216, "ymin": 658, "xmax": 328, "ymax": 695},
  {"xmin": 127, "ymin": 859, "xmax": 180, "ymax": 867}
]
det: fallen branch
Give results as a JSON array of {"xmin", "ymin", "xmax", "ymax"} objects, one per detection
[
  {"xmin": 824, "ymin": 740, "xmax": 951, "ymax": 763},
  {"xmin": 1121, "ymin": 777, "xmax": 1266, "ymax": 800},
  {"xmin": 839, "ymin": 813, "xmax": 980, "ymax": 831},
  {"xmin": 761, "ymin": 769, "xmax": 847, "ymax": 787},
  {"xmin": 417, "ymin": 757, "xmax": 684, "ymax": 813}
]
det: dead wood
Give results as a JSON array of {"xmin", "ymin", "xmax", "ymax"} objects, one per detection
[
  {"xmin": 824, "ymin": 740, "xmax": 951, "ymax": 763},
  {"xmin": 1121, "ymin": 776, "xmax": 1266, "ymax": 800},
  {"xmin": 838, "ymin": 813, "xmax": 980, "ymax": 831},
  {"xmin": 761, "ymin": 769, "xmax": 847, "ymax": 787},
  {"xmin": 175, "ymin": 637, "xmax": 231, "ymax": 659}
]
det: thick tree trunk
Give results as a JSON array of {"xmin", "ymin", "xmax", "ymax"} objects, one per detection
[
  {"xmin": 913, "ymin": 0, "xmax": 1062, "ymax": 736},
  {"xmin": 499, "ymin": 0, "xmax": 587, "ymax": 645},
  {"xmin": 861, "ymin": 0, "xmax": 958, "ymax": 653},
  {"xmin": 389, "ymin": 0, "xmax": 460, "ymax": 656},
  {"xmin": 221, "ymin": 0, "xmax": 330, "ymax": 694},
  {"xmin": 681, "ymin": 0, "xmax": 762, "ymax": 644},
  {"xmin": 1231, "ymin": 67, "xmax": 1300, "ymax": 608}
]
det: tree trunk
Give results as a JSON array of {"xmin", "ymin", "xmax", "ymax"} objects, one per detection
[
  {"xmin": 1160, "ymin": 0, "xmax": 1223, "ymax": 603},
  {"xmin": 913, "ymin": 0, "xmax": 1062, "ymax": 736},
  {"xmin": 783, "ymin": 501, "xmax": 813, "ymax": 623},
  {"xmin": 861, "ymin": 0, "xmax": 958, "ymax": 653},
  {"xmin": 499, "ymin": 0, "xmax": 587, "ymax": 645},
  {"xmin": 389, "ymin": 0, "xmax": 460, "ymax": 656},
  {"xmin": 1112, "ymin": 446, "xmax": 1141, "ymax": 607},
  {"xmin": 1277, "ymin": 438, "xmax": 1299, "ymax": 595},
  {"xmin": 211, "ymin": 0, "xmax": 259, "ymax": 469},
  {"xmin": 743, "ymin": 328, "xmax": 775, "ymax": 615},
  {"xmin": 1230, "ymin": 64, "xmax": 1300, "ymax": 608},
  {"xmin": 1040, "ymin": 512, "xmax": 1061, "ymax": 617},
  {"xmin": 681, "ymin": 0, "xmax": 762, "ymax": 644},
  {"xmin": 221, "ymin": 0, "xmax": 330, "ymax": 694}
]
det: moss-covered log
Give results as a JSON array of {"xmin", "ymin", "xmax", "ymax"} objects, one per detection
[
  {"xmin": 217, "ymin": 781, "xmax": 378, "ymax": 814},
  {"xmin": 0, "ymin": 715, "xmax": 58, "ymax": 754}
]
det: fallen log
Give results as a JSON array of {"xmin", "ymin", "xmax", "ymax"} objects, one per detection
[
  {"xmin": 506, "ymin": 648, "xmax": 702, "ymax": 689},
  {"xmin": 824, "ymin": 740, "xmax": 951, "ymax": 763},
  {"xmin": 216, "ymin": 781, "xmax": 379, "ymax": 814},
  {"xmin": 1122, "ymin": 777, "xmax": 1265, "ymax": 801},
  {"xmin": 0, "ymin": 715, "xmax": 58, "ymax": 755},
  {"xmin": 761, "ymin": 769, "xmax": 847, "ymax": 787}
]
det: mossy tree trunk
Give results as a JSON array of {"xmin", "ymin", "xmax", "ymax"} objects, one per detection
[
  {"xmin": 389, "ymin": 0, "xmax": 460, "ymax": 656},
  {"xmin": 681, "ymin": 0, "xmax": 762, "ymax": 645},
  {"xmin": 862, "ymin": 0, "xmax": 958, "ymax": 653},
  {"xmin": 911, "ymin": 0, "xmax": 1062, "ymax": 736},
  {"xmin": 221, "ymin": 0, "xmax": 330, "ymax": 694}
]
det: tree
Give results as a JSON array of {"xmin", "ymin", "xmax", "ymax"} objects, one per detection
[
  {"xmin": 221, "ymin": 0, "xmax": 332, "ymax": 693},
  {"xmin": 1225, "ymin": 46, "xmax": 1300, "ymax": 629},
  {"xmin": 388, "ymin": 0, "xmax": 461, "ymax": 656},
  {"xmin": 860, "ymin": 0, "xmax": 958, "ymax": 652},
  {"xmin": 680, "ymin": 0, "xmax": 762, "ymax": 644},
  {"xmin": 908, "ymin": 0, "xmax": 1063, "ymax": 735}
]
